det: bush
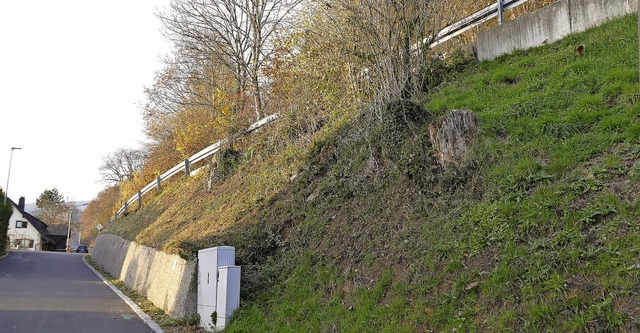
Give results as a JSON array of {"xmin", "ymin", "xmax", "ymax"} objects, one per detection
[
  {"xmin": 420, "ymin": 50, "xmax": 475, "ymax": 92},
  {"xmin": 378, "ymin": 99, "xmax": 432, "ymax": 162},
  {"xmin": 0, "ymin": 189, "xmax": 12, "ymax": 255}
]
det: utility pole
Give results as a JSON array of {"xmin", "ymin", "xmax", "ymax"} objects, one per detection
[
  {"xmin": 66, "ymin": 209, "xmax": 73, "ymax": 252},
  {"xmin": 66, "ymin": 201, "xmax": 89, "ymax": 252}
]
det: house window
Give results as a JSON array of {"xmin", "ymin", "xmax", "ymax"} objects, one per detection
[
  {"xmin": 15, "ymin": 220, "xmax": 27, "ymax": 228},
  {"xmin": 13, "ymin": 239, "xmax": 34, "ymax": 249}
]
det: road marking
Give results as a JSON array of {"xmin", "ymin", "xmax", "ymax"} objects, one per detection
[{"xmin": 82, "ymin": 256, "xmax": 164, "ymax": 333}]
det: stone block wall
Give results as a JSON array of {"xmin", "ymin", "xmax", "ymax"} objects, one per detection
[{"xmin": 91, "ymin": 234, "xmax": 197, "ymax": 318}]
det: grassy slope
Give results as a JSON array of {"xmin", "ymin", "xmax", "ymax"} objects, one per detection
[{"xmin": 108, "ymin": 15, "xmax": 640, "ymax": 332}]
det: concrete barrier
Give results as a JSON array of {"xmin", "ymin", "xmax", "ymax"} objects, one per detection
[
  {"xmin": 477, "ymin": 0, "xmax": 638, "ymax": 61},
  {"xmin": 91, "ymin": 234, "xmax": 197, "ymax": 318},
  {"xmin": 570, "ymin": 0, "xmax": 637, "ymax": 32}
]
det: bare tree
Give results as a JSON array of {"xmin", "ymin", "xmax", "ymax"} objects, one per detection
[
  {"xmin": 99, "ymin": 149, "xmax": 148, "ymax": 185},
  {"xmin": 80, "ymin": 186, "xmax": 120, "ymax": 246},
  {"xmin": 143, "ymin": 48, "xmax": 237, "ymax": 131},
  {"xmin": 319, "ymin": 0, "xmax": 456, "ymax": 111},
  {"xmin": 158, "ymin": 0, "xmax": 303, "ymax": 121}
]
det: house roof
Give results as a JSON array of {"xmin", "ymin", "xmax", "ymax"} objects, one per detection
[
  {"xmin": 46, "ymin": 224, "xmax": 69, "ymax": 237},
  {"xmin": 8, "ymin": 198, "xmax": 59, "ymax": 244}
]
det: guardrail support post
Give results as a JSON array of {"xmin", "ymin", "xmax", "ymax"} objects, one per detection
[
  {"xmin": 497, "ymin": 0, "xmax": 504, "ymax": 24},
  {"xmin": 156, "ymin": 176, "xmax": 162, "ymax": 192},
  {"xmin": 124, "ymin": 201, "xmax": 129, "ymax": 213},
  {"xmin": 138, "ymin": 190, "xmax": 142, "ymax": 207},
  {"xmin": 185, "ymin": 159, "xmax": 190, "ymax": 176}
]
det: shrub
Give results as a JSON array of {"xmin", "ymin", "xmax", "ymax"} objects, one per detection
[
  {"xmin": 0, "ymin": 189, "xmax": 12, "ymax": 255},
  {"xmin": 378, "ymin": 99, "xmax": 433, "ymax": 162}
]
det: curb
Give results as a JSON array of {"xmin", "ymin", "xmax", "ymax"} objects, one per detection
[{"xmin": 82, "ymin": 255, "xmax": 164, "ymax": 333}]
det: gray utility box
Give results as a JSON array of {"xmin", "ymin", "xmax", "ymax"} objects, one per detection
[
  {"xmin": 215, "ymin": 266, "xmax": 241, "ymax": 329},
  {"xmin": 197, "ymin": 246, "xmax": 241, "ymax": 331}
]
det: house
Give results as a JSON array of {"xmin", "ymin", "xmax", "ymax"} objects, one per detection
[
  {"xmin": 6, "ymin": 197, "xmax": 68, "ymax": 251},
  {"xmin": 45, "ymin": 224, "xmax": 70, "ymax": 250}
]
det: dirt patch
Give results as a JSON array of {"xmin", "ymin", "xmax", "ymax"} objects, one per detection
[
  {"xmin": 615, "ymin": 291, "xmax": 640, "ymax": 331},
  {"xmin": 463, "ymin": 245, "xmax": 500, "ymax": 274}
]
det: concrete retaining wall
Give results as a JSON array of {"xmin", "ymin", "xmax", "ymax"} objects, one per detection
[
  {"xmin": 477, "ymin": 0, "xmax": 638, "ymax": 61},
  {"xmin": 91, "ymin": 234, "xmax": 197, "ymax": 318}
]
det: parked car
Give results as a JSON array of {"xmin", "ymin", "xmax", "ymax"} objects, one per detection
[{"xmin": 75, "ymin": 245, "xmax": 89, "ymax": 253}]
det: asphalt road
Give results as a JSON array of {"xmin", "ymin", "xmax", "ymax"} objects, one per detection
[{"xmin": 0, "ymin": 251, "xmax": 154, "ymax": 333}]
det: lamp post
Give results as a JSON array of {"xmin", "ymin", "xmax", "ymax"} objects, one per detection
[
  {"xmin": 66, "ymin": 208, "xmax": 73, "ymax": 252},
  {"xmin": 66, "ymin": 201, "xmax": 89, "ymax": 252},
  {"xmin": 4, "ymin": 147, "xmax": 21, "ymax": 205}
]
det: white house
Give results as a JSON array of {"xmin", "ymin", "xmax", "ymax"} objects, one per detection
[{"xmin": 7, "ymin": 197, "xmax": 66, "ymax": 251}]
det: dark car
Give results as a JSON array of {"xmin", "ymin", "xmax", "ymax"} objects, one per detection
[{"xmin": 75, "ymin": 245, "xmax": 89, "ymax": 253}]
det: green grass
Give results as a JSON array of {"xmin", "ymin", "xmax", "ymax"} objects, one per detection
[{"xmin": 107, "ymin": 14, "xmax": 640, "ymax": 332}]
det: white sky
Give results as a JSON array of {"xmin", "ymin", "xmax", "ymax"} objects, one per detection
[{"xmin": 0, "ymin": 0, "xmax": 172, "ymax": 203}]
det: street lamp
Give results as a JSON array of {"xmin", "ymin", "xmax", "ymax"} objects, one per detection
[
  {"xmin": 66, "ymin": 208, "xmax": 73, "ymax": 252},
  {"xmin": 66, "ymin": 201, "xmax": 89, "ymax": 252},
  {"xmin": 4, "ymin": 147, "xmax": 21, "ymax": 205}
]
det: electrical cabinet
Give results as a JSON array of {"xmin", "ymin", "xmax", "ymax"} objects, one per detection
[
  {"xmin": 197, "ymin": 246, "xmax": 240, "ymax": 331},
  {"xmin": 198, "ymin": 246, "xmax": 235, "ymax": 307},
  {"xmin": 215, "ymin": 266, "xmax": 241, "ymax": 329}
]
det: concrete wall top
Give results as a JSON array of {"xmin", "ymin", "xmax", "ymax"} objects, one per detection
[
  {"xmin": 477, "ymin": 1, "xmax": 572, "ymax": 61},
  {"xmin": 570, "ymin": 0, "xmax": 637, "ymax": 32},
  {"xmin": 477, "ymin": 0, "xmax": 637, "ymax": 61}
]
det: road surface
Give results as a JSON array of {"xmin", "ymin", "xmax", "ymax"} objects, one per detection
[{"xmin": 0, "ymin": 251, "xmax": 154, "ymax": 332}]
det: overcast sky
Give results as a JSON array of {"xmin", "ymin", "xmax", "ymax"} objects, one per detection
[{"xmin": 0, "ymin": 0, "xmax": 172, "ymax": 203}]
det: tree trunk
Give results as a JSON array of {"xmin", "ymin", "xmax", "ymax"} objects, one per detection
[
  {"xmin": 251, "ymin": 0, "xmax": 263, "ymax": 121},
  {"xmin": 428, "ymin": 109, "xmax": 479, "ymax": 167}
]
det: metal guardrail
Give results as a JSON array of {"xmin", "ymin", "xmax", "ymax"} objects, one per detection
[
  {"xmin": 110, "ymin": 114, "xmax": 280, "ymax": 223},
  {"xmin": 429, "ymin": 0, "xmax": 529, "ymax": 48}
]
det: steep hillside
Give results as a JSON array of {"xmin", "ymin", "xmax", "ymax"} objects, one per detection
[{"xmin": 107, "ymin": 15, "xmax": 640, "ymax": 332}]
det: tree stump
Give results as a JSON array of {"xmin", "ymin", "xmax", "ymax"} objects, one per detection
[{"xmin": 428, "ymin": 109, "xmax": 479, "ymax": 167}]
